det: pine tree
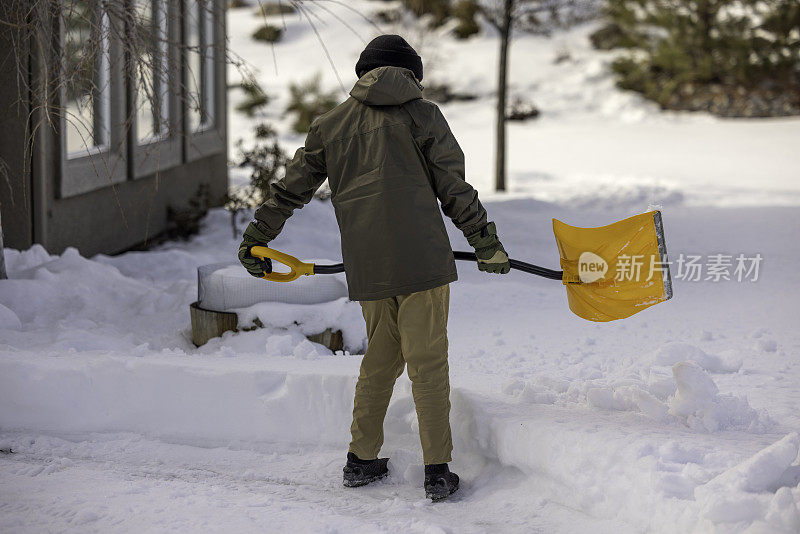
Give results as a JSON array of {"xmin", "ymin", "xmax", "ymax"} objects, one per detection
[{"xmin": 606, "ymin": 0, "xmax": 800, "ymax": 115}]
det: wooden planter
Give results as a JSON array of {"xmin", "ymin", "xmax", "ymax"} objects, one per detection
[
  {"xmin": 189, "ymin": 301, "xmax": 344, "ymax": 352},
  {"xmin": 190, "ymin": 302, "xmax": 238, "ymax": 347}
]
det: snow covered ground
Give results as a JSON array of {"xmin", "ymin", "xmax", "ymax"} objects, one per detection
[
  {"xmin": 226, "ymin": 1, "xmax": 800, "ymax": 208},
  {"xmin": 3, "ymin": 200, "xmax": 799, "ymax": 532},
  {"xmin": 2, "ymin": 1, "xmax": 800, "ymax": 532}
]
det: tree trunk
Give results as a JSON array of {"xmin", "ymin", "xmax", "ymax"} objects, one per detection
[
  {"xmin": 0, "ymin": 210, "xmax": 6, "ymax": 279},
  {"xmin": 495, "ymin": 0, "xmax": 513, "ymax": 192}
]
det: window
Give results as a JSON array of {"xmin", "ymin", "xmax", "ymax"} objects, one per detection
[
  {"xmin": 134, "ymin": 0, "xmax": 169, "ymax": 143},
  {"xmin": 58, "ymin": 0, "xmax": 225, "ymax": 196},
  {"xmin": 60, "ymin": 0, "xmax": 126, "ymax": 198},
  {"xmin": 183, "ymin": 0, "xmax": 225, "ymax": 161},
  {"xmin": 186, "ymin": 0, "xmax": 215, "ymax": 132},
  {"xmin": 131, "ymin": 0, "xmax": 180, "ymax": 177},
  {"xmin": 63, "ymin": 1, "xmax": 111, "ymax": 157}
]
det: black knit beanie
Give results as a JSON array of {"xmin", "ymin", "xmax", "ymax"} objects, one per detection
[{"xmin": 355, "ymin": 35, "xmax": 423, "ymax": 81}]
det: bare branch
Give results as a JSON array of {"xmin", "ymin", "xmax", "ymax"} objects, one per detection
[
  {"xmin": 293, "ymin": 2, "xmax": 346, "ymax": 94},
  {"xmin": 312, "ymin": 0, "xmax": 385, "ymax": 35}
]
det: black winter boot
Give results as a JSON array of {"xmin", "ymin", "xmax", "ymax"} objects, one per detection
[
  {"xmin": 424, "ymin": 463, "xmax": 459, "ymax": 501},
  {"xmin": 342, "ymin": 452, "xmax": 389, "ymax": 487}
]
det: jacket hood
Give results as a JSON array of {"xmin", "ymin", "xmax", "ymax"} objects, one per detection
[{"xmin": 349, "ymin": 66, "xmax": 423, "ymax": 106}]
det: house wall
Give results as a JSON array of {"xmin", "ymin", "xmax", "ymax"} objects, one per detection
[
  {"xmin": 0, "ymin": 0, "xmax": 228, "ymax": 258},
  {"xmin": 41, "ymin": 153, "xmax": 228, "ymax": 256},
  {"xmin": 0, "ymin": 28, "xmax": 34, "ymax": 251}
]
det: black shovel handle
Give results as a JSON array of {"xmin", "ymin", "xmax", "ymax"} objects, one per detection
[
  {"xmin": 452, "ymin": 251, "xmax": 563, "ymax": 280},
  {"xmin": 314, "ymin": 251, "xmax": 563, "ymax": 281}
]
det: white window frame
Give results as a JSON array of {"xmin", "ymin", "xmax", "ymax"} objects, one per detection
[
  {"xmin": 183, "ymin": 0, "xmax": 226, "ymax": 162},
  {"xmin": 59, "ymin": 0, "xmax": 127, "ymax": 198},
  {"xmin": 132, "ymin": 0, "xmax": 181, "ymax": 179},
  {"xmin": 58, "ymin": 0, "xmax": 226, "ymax": 197}
]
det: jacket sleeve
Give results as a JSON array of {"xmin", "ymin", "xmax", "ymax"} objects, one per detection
[
  {"xmin": 422, "ymin": 104, "xmax": 488, "ymax": 238},
  {"xmin": 253, "ymin": 123, "xmax": 328, "ymax": 240}
]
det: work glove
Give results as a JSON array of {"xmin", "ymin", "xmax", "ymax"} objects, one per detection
[
  {"xmin": 466, "ymin": 221, "xmax": 511, "ymax": 274},
  {"xmin": 238, "ymin": 220, "xmax": 273, "ymax": 278}
]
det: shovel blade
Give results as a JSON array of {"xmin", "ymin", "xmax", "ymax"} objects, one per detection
[{"xmin": 552, "ymin": 211, "xmax": 673, "ymax": 322}]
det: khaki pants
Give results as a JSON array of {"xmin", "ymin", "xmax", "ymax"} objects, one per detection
[{"xmin": 348, "ymin": 283, "xmax": 452, "ymax": 465}]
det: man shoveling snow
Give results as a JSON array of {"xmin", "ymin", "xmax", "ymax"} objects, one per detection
[{"xmin": 238, "ymin": 35, "xmax": 510, "ymax": 501}]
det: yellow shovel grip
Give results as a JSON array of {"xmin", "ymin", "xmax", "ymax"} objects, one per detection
[{"xmin": 250, "ymin": 246, "xmax": 315, "ymax": 282}]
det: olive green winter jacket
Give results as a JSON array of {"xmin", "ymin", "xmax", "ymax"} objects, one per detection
[{"xmin": 254, "ymin": 65, "xmax": 488, "ymax": 301}]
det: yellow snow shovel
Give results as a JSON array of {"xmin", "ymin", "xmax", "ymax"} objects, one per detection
[{"xmin": 250, "ymin": 210, "xmax": 672, "ymax": 322}]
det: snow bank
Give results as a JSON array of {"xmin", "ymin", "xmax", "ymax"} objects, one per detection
[
  {"xmin": 0, "ymin": 246, "xmax": 191, "ymax": 352},
  {"xmin": 586, "ymin": 384, "xmax": 669, "ymax": 420},
  {"xmin": 0, "ymin": 303, "xmax": 21, "ymax": 331},
  {"xmin": 1, "ymin": 351, "xmax": 794, "ymax": 533},
  {"xmin": 652, "ymin": 342, "xmax": 742, "ymax": 373},
  {"xmin": 235, "ymin": 298, "xmax": 366, "ymax": 353},
  {"xmin": 694, "ymin": 433, "xmax": 800, "ymax": 532},
  {"xmin": 0, "ymin": 354, "xmax": 358, "ymax": 447},
  {"xmin": 500, "ymin": 340, "xmax": 764, "ymax": 433},
  {"xmin": 669, "ymin": 361, "xmax": 769, "ymax": 433},
  {"xmin": 0, "ymin": 241, "xmax": 364, "ymax": 355}
]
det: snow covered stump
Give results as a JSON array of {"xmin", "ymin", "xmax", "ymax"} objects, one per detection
[
  {"xmin": 191, "ymin": 262, "xmax": 349, "ymax": 349},
  {"xmin": 189, "ymin": 301, "xmax": 238, "ymax": 346}
]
